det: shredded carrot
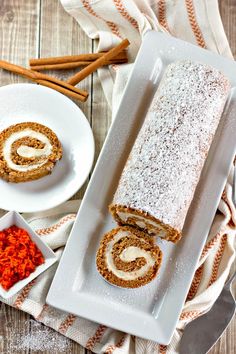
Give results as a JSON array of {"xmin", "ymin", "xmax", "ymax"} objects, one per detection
[{"xmin": 0, "ymin": 225, "xmax": 44, "ymax": 290}]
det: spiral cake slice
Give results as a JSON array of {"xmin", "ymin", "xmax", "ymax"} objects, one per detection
[
  {"xmin": 0, "ymin": 122, "xmax": 62, "ymax": 182},
  {"xmin": 96, "ymin": 226, "xmax": 162, "ymax": 288},
  {"xmin": 110, "ymin": 60, "xmax": 230, "ymax": 243}
]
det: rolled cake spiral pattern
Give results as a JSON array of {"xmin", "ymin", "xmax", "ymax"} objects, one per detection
[
  {"xmin": 0, "ymin": 122, "xmax": 62, "ymax": 182},
  {"xmin": 96, "ymin": 226, "xmax": 162, "ymax": 288},
  {"xmin": 110, "ymin": 60, "xmax": 230, "ymax": 243}
]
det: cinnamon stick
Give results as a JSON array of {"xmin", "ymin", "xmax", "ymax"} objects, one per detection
[
  {"xmin": 0, "ymin": 60, "xmax": 88, "ymax": 102},
  {"xmin": 29, "ymin": 50, "xmax": 127, "ymax": 66},
  {"xmin": 30, "ymin": 57, "xmax": 128, "ymax": 71},
  {"xmin": 36, "ymin": 80, "xmax": 87, "ymax": 101},
  {"xmin": 67, "ymin": 39, "xmax": 130, "ymax": 86}
]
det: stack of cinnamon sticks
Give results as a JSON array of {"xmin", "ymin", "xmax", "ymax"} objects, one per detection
[
  {"xmin": 0, "ymin": 39, "xmax": 129, "ymax": 102},
  {"xmin": 29, "ymin": 50, "xmax": 127, "ymax": 71}
]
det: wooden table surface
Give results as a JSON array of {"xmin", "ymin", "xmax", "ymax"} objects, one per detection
[{"xmin": 0, "ymin": 1, "xmax": 235, "ymax": 353}]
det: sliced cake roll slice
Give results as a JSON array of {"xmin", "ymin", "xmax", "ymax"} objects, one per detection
[
  {"xmin": 96, "ymin": 226, "xmax": 162, "ymax": 288},
  {"xmin": 0, "ymin": 122, "xmax": 62, "ymax": 183}
]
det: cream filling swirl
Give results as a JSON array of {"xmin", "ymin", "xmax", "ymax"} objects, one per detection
[
  {"xmin": 117, "ymin": 211, "xmax": 167, "ymax": 237},
  {"xmin": 106, "ymin": 231, "xmax": 155, "ymax": 280},
  {"xmin": 3, "ymin": 129, "xmax": 52, "ymax": 172}
]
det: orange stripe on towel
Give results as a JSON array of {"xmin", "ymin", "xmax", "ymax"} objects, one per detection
[
  {"xmin": 185, "ymin": 0, "xmax": 206, "ymax": 48},
  {"xmin": 113, "ymin": 0, "xmax": 139, "ymax": 31},
  {"xmin": 200, "ymin": 233, "xmax": 221, "ymax": 261},
  {"xmin": 159, "ymin": 344, "xmax": 167, "ymax": 354},
  {"xmin": 58, "ymin": 314, "xmax": 77, "ymax": 334},
  {"xmin": 187, "ymin": 264, "xmax": 204, "ymax": 300},
  {"xmin": 13, "ymin": 280, "xmax": 36, "ymax": 309},
  {"xmin": 180, "ymin": 310, "xmax": 202, "ymax": 321},
  {"xmin": 104, "ymin": 334, "xmax": 127, "ymax": 353},
  {"xmin": 158, "ymin": 0, "xmax": 170, "ymax": 32},
  {"xmin": 86, "ymin": 324, "xmax": 107, "ymax": 350},
  {"xmin": 208, "ymin": 234, "xmax": 227, "ymax": 287},
  {"xmin": 36, "ymin": 214, "xmax": 76, "ymax": 236},
  {"xmin": 105, "ymin": 345, "xmax": 116, "ymax": 354},
  {"xmin": 81, "ymin": 0, "xmax": 121, "ymax": 38},
  {"xmin": 35, "ymin": 304, "xmax": 49, "ymax": 321}
]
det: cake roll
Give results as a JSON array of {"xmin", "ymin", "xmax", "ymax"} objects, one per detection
[
  {"xmin": 0, "ymin": 122, "xmax": 62, "ymax": 182},
  {"xmin": 96, "ymin": 226, "xmax": 162, "ymax": 288},
  {"xmin": 110, "ymin": 60, "xmax": 230, "ymax": 243}
]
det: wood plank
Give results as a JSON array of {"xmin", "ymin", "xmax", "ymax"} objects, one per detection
[
  {"xmin": 0, "ymin": 1, "xmax": 39, "ymax": 353},
  {"xmin": 0, "ymin": 303, "xmax": 30, "ymax": 354},
  {"xmin": 25, "ymin": 319, "xmax": 86, "ymax": 354},
  {"xmin": 219, "ymin": 0, "xmax": 236, "ymax": 58},
  {"xmin": 0, "ymin": 0, "xmax": 39, "ymax": 83}
]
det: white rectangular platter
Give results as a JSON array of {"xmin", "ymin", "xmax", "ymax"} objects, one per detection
[{"xmin": 47, "ymin": 31, "xmax": 236, "ymax": 344}]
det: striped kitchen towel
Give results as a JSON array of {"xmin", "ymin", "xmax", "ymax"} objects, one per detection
[
  {"xmin": 61, "ymin": 0, "xmax": 232, "ymax": 115},
  {"xmin": 0, "ymin": 1, "xmax": 235, "ymax": 353}
]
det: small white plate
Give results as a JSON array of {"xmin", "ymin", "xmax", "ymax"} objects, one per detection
[
  {"xmin": 0, "ymin": 211, "xmax": 57, "ymax": 299},
  {"xmin": 47, "ymin": 32, "xmax": 236, "ymax": 344},
  {"xmin": 0, "ymin": 83, "xmax": 94, "ymax": 212}
]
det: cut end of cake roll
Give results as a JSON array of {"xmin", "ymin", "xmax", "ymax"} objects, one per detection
[
  {"xmin": 109, "ymin": 204, "xmax": 181, "ymax": 243},
  {"xmin": 0, "ymin": 122, "xmax": 62, "ymax": 183},
  {"xmin": 96, "ymin": 226, "xmax": 163, "ymax": 288}
]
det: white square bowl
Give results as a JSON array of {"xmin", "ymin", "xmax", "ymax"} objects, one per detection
[{"xmin": 0, "ymin": 211, "xmax": 57, "ymax": 299}]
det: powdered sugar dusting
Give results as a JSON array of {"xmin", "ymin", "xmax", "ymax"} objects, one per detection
[
  {"xmin": 4, "ymin": 319, "xmax": 71, "ymax": 353},
  {"xmin": 113, "ymin": 60, "xmax": 230, "ymax": 231}
]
